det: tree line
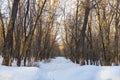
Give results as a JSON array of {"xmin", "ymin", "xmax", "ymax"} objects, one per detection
[
  {"xmin": 0, "ymin": 0, "xmax": 61, "ymax": 66},
  {"xmin": 0, "ymin": 0, "xmax": 120, "ymax": 66},
  {"xmin": 62, "ymin": 0, "xmax": 120, "ymax": 66}
]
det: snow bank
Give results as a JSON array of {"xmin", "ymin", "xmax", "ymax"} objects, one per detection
[
  {"xmin": 0, "ymin": 57, "xmax": 120, "ymax": 80},
  {"xmin": 97, "ymin": 67, "xmax": 120, "ymax": 80},
  {"xmin": 0, "ymin": 66, "xmax": 40, "ymax": 80}
]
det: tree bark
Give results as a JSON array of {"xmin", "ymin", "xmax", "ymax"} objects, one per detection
[{"xmin": 2, "ymin": 0, "xmax": 20, "ymax": 66}]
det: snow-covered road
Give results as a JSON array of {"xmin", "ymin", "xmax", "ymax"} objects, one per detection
[{"xmin": 0, "ymin": 57, "xmax": 120, "ymax": 80}]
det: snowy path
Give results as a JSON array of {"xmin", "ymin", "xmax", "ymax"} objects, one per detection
[
  {"xmin": 0, "ymin": 57, "xmax": 120, "ymax": 80},
  {"xmin": 38, "ymin": 57, "xmax": 120, "ymax": 80}
]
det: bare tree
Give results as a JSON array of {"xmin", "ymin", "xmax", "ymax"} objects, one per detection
[{"xmin": 2, "ymin": 0, "xmax": 20, "ymax": 66}]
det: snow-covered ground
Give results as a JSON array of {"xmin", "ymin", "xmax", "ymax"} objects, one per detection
[
  {"xmin": 0, "ymin": 57, "xmax": 120, "ymax": 80},
  {"xmin": 0, "ymin": 56, "xmax": 3, "ymax": 64}
]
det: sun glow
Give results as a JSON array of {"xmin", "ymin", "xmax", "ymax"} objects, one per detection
[{"xmin": 59, "ymin": 45, "xmax": 64, "ymax": 50}]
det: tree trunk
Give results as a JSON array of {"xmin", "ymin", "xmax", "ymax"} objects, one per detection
[
  {"xmin": 2, "ymin": 0, "xmax": 20, "ymax": 66},
  {"xmin": 79, "ymin": 5, "xmax": 90, "ymax": 65}
]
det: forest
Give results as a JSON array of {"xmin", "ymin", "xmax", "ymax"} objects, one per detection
[{"xmin": 0, "ymin": 0, "xmax": 120, "ymax": 66}]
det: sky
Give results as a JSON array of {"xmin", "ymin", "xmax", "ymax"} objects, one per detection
[{"xmin": 56, "ymin": 0, "xmax": 76, "ymax": 44}]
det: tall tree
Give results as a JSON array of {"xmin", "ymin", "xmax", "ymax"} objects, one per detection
[{"xmin": 2, "ymin": 0, "xmax": 20, "ymax": 66}]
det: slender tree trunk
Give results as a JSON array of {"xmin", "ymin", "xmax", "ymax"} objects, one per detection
[
  {"xmin": 2, "ymin": 0, "xmax": 20, "ymax": 66},
  {"xmin": 79, "ymin": 5, "xmax": 90, "ymax": 65}
]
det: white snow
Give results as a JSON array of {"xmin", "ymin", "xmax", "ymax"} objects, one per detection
[
  {"xmin": 0, "ymin": 57, "xmax": 120, "ymax": 80},
  {"xmin": 0, "ymin": 66, "xmax": 40, "ymax": 80},
  {"xmin": 0, "ymin": 56, "xmax": 3, "ymax": 64}
]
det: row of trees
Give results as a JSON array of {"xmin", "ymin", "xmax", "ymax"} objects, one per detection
[
  {"xmin": 0, "ymin": 0, "xmax": 61, "ymax": 66},
  {"xmin": 63, "ymin": 0, "xmax": 120, "ymax": 66},
  {"xmin": 0, "ymin": 0, "xmax": 120, "ymax": 66}
]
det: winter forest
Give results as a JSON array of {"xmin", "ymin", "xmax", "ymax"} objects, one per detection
[{"xmin": 0, "ymin": 0, "xmax": 120, "ymax": 80}]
